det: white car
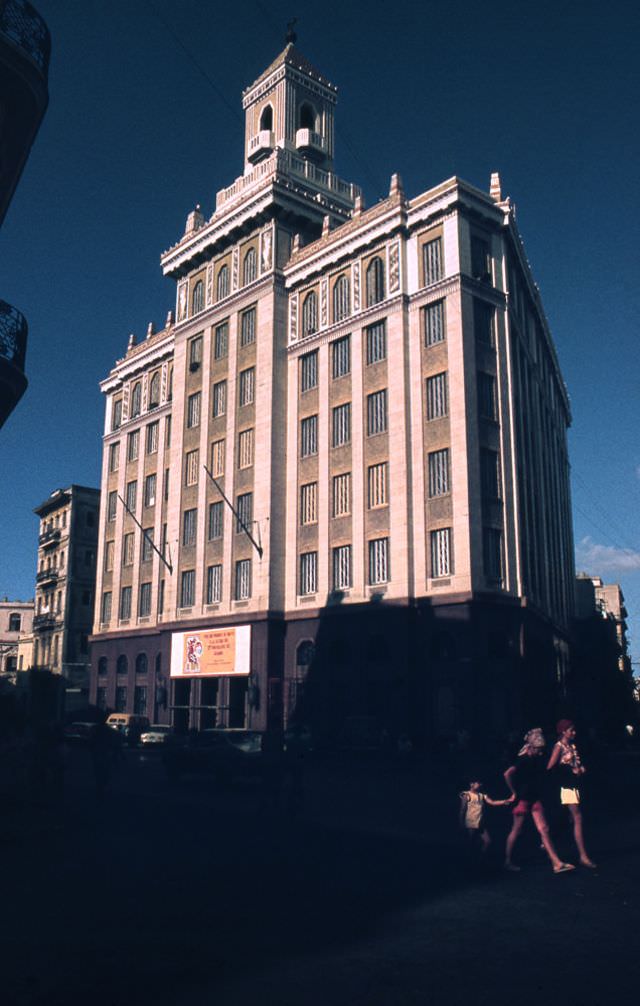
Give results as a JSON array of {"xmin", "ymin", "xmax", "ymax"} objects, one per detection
[{"xmin": 140, "ymin": 724, "xmax": 172, "ymax": 746}]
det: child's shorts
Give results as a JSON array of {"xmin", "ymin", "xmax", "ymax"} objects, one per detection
[{"xmin": 560, "ymin": 787, "xmax": 580, "ymax": 805}]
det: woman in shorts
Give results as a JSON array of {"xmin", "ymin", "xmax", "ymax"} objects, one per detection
[
  {"xmin": 503, "ymin": 727, "xmax": 574, "ymax": 873},
  {"xmin": 547, "ymin": 719, "xmax": 597, "ymax": 868}
]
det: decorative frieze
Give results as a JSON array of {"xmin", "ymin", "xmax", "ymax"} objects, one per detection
[
  {"xmin": 353, "ymin": 261, "xmax": 361, "ymax": 312},
  {"xmin": 261, "ymin": 225, "xmax": 273, "ymax": 273},
  {"xmin": 232, "ymin": 247, "xmax": 239, "ymax": 290},
  {"xmin": 177, "ymin": 281, "xmax": 188, "ymax": 322},
  {"xmin": 205, "ymin": 263, "xmax": 214, "ymax": 306},
  {"xmin": 289, "ymin": 294, "xmax": 298, "ymax": 343},
  {"xmin": 320, "ymin": 279, "xmax": 328, "ymax": 328},
  {"xmin": 389, "ymin": 241, "xmax": 400, "ymax": 293}
]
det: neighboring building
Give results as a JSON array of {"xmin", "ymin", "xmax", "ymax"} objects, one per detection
[
  {"xmin": 90, "ymin": 43, "xmax": 575, "ymax": 742},
  {"xmin": 33, "ymin": 487, "xmax": 100, "ymax": 705},
  {"xmin": 572, "ymin": 574, "xmax": 636, "ymax": 741},
  {"xmin": 0, "ymin": 0, "xmax": 50, "ymax": 426},
  {"xmin": 0, "ymin": 598, "xmax": 34, "ymax": 679}
]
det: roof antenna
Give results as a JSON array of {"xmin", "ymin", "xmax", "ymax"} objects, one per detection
[{"xmin": 285, "ymin": 18, "xmax": 297, "ymax": 44}]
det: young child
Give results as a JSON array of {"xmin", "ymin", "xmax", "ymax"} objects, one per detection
[{"xmin": 459, "ymin": 779, "xmax": 514, "ymax": 853}]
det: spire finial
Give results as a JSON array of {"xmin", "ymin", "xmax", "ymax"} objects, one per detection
[{"xmin": 285, "ymin": 18, "xmax": 297, "ymax": 45}]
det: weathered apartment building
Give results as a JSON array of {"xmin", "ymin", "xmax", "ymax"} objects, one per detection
[{"xmin": 90, "ymin": 42, "xmax": 574, "ymax": 742}]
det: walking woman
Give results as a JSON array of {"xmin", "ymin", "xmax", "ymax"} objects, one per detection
[
  {"xmin": 504, "ymin": 728, "xmax": 575, "ymax": 873},
  {"xmin": 547, "ymin": 719, "xmax": 597, "ymax": 869}
]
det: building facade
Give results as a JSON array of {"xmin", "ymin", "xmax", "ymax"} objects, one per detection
[
  {"xmin": 90, "ymin": 44, "xmax": 575, "ymax": 743},
  {"xmin": 33, "ymin": 486, "xmax": 100, "ymax": 705},
  {"xmin": 0, "ymin": 0, "xmax": 50, "ymax": 427},
  {"xmin": 0, "ymin": 598, "xmax": 34, "ymax": 679}
]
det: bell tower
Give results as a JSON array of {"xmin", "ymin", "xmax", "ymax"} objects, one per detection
[{"xmin": 242, "ymin": 35, "xmax": 337, "ymax": 173}]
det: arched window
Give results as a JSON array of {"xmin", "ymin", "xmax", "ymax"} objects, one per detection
[
  {"xmin": 366, "ymin": 257, "xmax": 385, "ymax": 306},
  {"xmin": 98, "ymin": 657, "xmax": 107, "ymax": 676},
  {"xmin": 191, "ymin": 280, "xmax": 204, "ymax": 315},
  {"xmin": 149, "ymin": 371, "xmax": 160, "ymax": 408},
  {"xmin": 243, "ymin": 247, "xmax": 257, "ymax": 286},
  {"xmin": 301, "ymin": 291, "xmax": 318, "ymax": 336},
  {"xmin": 296, "ymin": 640, "xmax": 315, "ymax": 667},
  {"xmin": 131, "ymin": 382, "xmax": 142, "ymax": 417},
  {"xmin": 9, "ymin": 613, "xmax": 21, "ymax": 632},
  {"xmin": 299, "ymin": 103, "xmax": 316, "ymax": 130},
  {"xmin": 135, "ymin": 653, "xmax": 148, "ymax": 675},
  {"xmin": 333, "ymin": 274, "xmax": 350, "ymax": 323},
  {"xmin": 259, "ymin": 104, "xmax": 273, "ymax": 131},
  {"xmin": 116, "ymin": 654, "xmax": 128, "ymax": 676},
  {"xmin": 216, "ymin": 265, "xmax": 229, "ymax": 301}
]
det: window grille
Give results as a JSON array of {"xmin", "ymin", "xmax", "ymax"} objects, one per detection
[
  {"xmin": 300, "ymin": 350, "xmax": 318, "ymax": 391},
  {"xmin": 333, "ymin": 544, "xmax": 352, "ymax": 590},
  {"xmin": 141, "ymin": 528, "xmax": 154, "ymax": 562},
  {"xmin": 236, "ymin": 492, "xmax": 253, "ymax": 533},
  {"xmin": 189, "ymin": 336, "xmax": 202, "ymax": 367},
  {"xmin": 146, "ymin": 422, "xmax": 159, "ymax": 454},
  {"xmin": 180, "ymin": 570, "xmax": 195, "ymax": 607},
  {"xmin": 332, "ymin": 472, "xmax": 351, "ymax": 517},
  {"xmin": 112, "ymin": 398, "xmax": 122, "ymax": 430},
  {"xmin": 131, "ymin": 382, "xmax": 142, "ymax": 417},
  {"xmin": 108, "ymin": 442, "xmax": 120, "ymax": 472},
  {"xmin": 208, "ymin": 501, "xmax": 223, "ymax": 540},
  {"xmin": 238, "ymin": 429, "xmax": 254, "ymax": 469},
  {"xmin": 333, "ymin": 274, "xmax": 350, "ymax": 322},
  {"xmin": 430, "ymin": 528, "xmax": 452, "ymax": 577},
  {"xmin": 214, "ymin": 322, "xmax": 228, "ymax": 359},
  {"xmin": 424, "ymin": 300, "xmax": 445, "ymax": 346},
  {"xmin": 212, "ymin": 381, "xmax": 226, "ymax": 417},
  {"xmin": 192, "ymin": 281, "xmax": 204, "ymax": 315},
  {"xmin": 367, "ymin": 389, "xmax": 387, "ymax": 435},
  {"xmin": 423, "ymin": 237, "xmax": 443, "ymax": 286},
  {"xmin": 243, "ymin": 248, "xmax": 257, "ymax": 285},
  {"xmin": 235, "ymin": 559, "xmax": 251, "ymax": 600},
  {"xmin": 300, "ymin": 552, "xmax": 318, "ymax": 595},
  {"xmin": 331, "ymin": 334, "xmax": 350, "ymax": 378},
  {"xmin": 302, "ymin": 291, "xmax": 318, "ymax": 336},
  {"xmin": 107, "ymin": 491, "xmax": 117, "ymax": 521},
  {"xmin": 183, "ymin": 508, "xmax": 197, "ymax": 546},
  {"xmin": 368, "ymin": 538, "xmax": 389, "ymax": 585},
  {"xmin": 101, "ymin": 591, "xmax": 112, "ymax": 623},
  {"xmin": 367, "ymin": 462, "xmax": 388, "ymax": 508},
  {"xmin": 366, "ymin": 256, "xmax": 385, "ymax": 306},
  {"xmin": 126, "ymin": 480, "xmax": 137, "ymax": 511},
  {"xmin": 428, "ymin": 448, "xmax": 450, "ymax": 497},
  {"xmin": 120, "ymin": 585, "xmax": 132, "ymax": 620},
  {"xmin": 187, "ymin": 391, "xmax": 201, "ymax": 428},
  {"xmin": 127, "ymin": 429, "xmax": 139, "ymax": 462},
  {"xmin": 211, "ymin": 439, "xmax": 225, "ymax": 476},
  {"xmin": 144, "ymin": 473, "xmax": 156, "ymax": 507},
  {"xmin": 149, "ymin": 371, "xmax": 160, "ymax": 407},
  {"xmin": 300, "ymin": 415, "xmax": 318, "ymax": 457},
  {"xmin": 332, "ymin": 402, "xmax": 351, "ymax": 447},
  {"xmin": 300, "ymin": 482, "xmax": 318, "ymax": 524},
  {"xmin": 239, "ymin": 367, "xmax": 255, "ymax": 406},
  {"xmin": 185, "ymin": 449, "xmax": 199, "ymax": 486},
  {"xmin": 207, "ymin": 565, "xmax": 222, "ymax": 604},
  {"xmin": 365, "ymin": 320, "xmax": 387, "ymax": 364},
  {"xmin": 216, "ymin": 265, "xmax": 229, "ymax": 300},
  {"xmin": 123, "ymin": 533, "xmax": 134, "ymax": 566},
  {"xmin": 240, "ymin": 307, "xmax": 256, "ymax": 346},
  {"xmin": 426, "ymin": 372, "xmax": 448, "ymax": 419},
  {"xmin": 139, "ymin": 583, "xmax": 152, "ymax": 617}
]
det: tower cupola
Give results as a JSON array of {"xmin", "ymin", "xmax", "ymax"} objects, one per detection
[{"xmin": 242, "ymin": 43, "xmax": 337, "ymax": 172}]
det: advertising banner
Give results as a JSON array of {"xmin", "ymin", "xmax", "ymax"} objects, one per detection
[{"xmin": 169, "ymin": 625, "xmax": 251, "ymax": 678}]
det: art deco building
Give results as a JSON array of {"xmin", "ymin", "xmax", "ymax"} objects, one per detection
[
  {"xmin": 0, "ymin": 0, "xmax": 50, "ymax": 427},
  {"xmin": 32, "ymin": 486, "xmax": 100, "ymax": 706},
  {"xmin": 90, "ymin": 43, "xmax": 575, "ymax": 742}
]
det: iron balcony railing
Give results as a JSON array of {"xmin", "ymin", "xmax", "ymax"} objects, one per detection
[
  {"xmin": 38, "ymin": 527, "xmax": 61, "ymax": 546},
  {"xmin": 0, "ymin": 0, "xmax": 51, "ymax": 75},
  {"xmin": 0, "ymin": 299, "xmax": 27, "ymax": 373}
]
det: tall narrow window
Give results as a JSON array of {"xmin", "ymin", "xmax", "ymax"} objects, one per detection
[
  {"xmin": 240, "ymin": 307, "xmax": 256, "ymax": 346},
  {"xmin": 101, "ymin": 591, "xmax": 112, "ymax": 623},
  {"xmin": 300, "ymin": 482, "xmax": 318, "ymax": 525},
  {"xmin": 126, "ymin": 480, "xmax": 137, "ymax": 511},
  {"xmin": 423, "ymin": 237, "xmax": 443, "ymax": 286},
  {"xmin": 112, "ymin": 398, "xmax": 122, "ymax": 431},
  {"xmin": 428, "ymin": 448, "xmax": 450, "ymax": 497},
  {"xmin": 165, "ymin": 414, "xmax": 172, "ymax": 446},
  {"xmin": 366, "ymin": 390, "xmax": 387, "ymax": 435},
  {"xmin": 243, "ymin": 247, "xmax": 257, "ymax": 286},
  {"xmin": 144, "ymin": 473, "xmax": 156, "ymax": 507},
  {"xmin": 146, "ymin": 421, "xmax": 159, "ymax": 454},
  {"xmin": 368, "ymin": 538, "xmax": 389, "ymax": 585},
  {"xmin": 480, "ymin": 448, "xmax": 501, "ymax": 499},
  {"xmin": 207, "ymin": 565, "xmax": 222, "ymax": 604},
  {"xmin": 332, "ymin": 472, "xmax": 351, "ymax": 517},
  {"xmin": 122, "ymin": 532, "xmax": 134, "ymax": 566},
  {"xmin": 216, "ymin": 264, "xmax": 229, "ymax": 300},
  {"xmin": 141, "ymin": 528, "xmax": 154, "ymax": 562},
  {"xmin": 236, "ymin": 492, "xmax": 253, "ymax": 533},
  {"xmin": 235, "ymin": 559, "xmax": 251, "ymax": 600},
  {"xmin": 471, "ymin": 236, "xmax": 491, "ymax": 283},
  {"xmin": 208, "ymin": 501, "xmax": 223, "ymax": 540},
  {"xmin": 365, "ymin": 320, "xmax": 386, "ymax": 364},
  {"xmin": 108, "ymin": 442, "xmax": 120, "ymax": 472},
  {"xmin": 478, "ymin": 372, "xmax": 497, "ymax": 420},
  {"xmin": 120, "ymin": 585, "xmax": 132, "ymax": 620},
  {"xmin": 149, "ymin": 371, "xmax": 160, "ymax": 408},
  {"xmin": 238, "ymin": 428, "xmax": 254, "ymax": 469},
  {"xmin": 130, "ymin": 382, "xmax": 142, "ymax": 417},
  {"xmin": 183, "ymin": 508, "xmax": 197, "ymax": 546},
  {"xmin": 212, "ymin": 380, "xmax": 226, "ymax": 417},
  {"xmin": 189, "ymin": 335, "xmax": 202, "ymax": 370},
  {"xmin": 107, "ymin": 491, "xmax": 117, "ymax": 521},
  {"xmin": 127, "ymin": 429, "xmax": 139, "ymax": 462},
  {"xmin": 192, "ymin": 280, "xmax": 204, "ymax": 315},
  {"xmin": 332, "ymin": 335, "xmax": 350, "ymax": 378},
  {"xmin": 185, "ymin": 449, "xmax": 199, "ymax": 486},
  {"xmin": 483, "ymin": 527, "xmax": 503, "ymax": 582},
  {"xmin": 332, "ymin": 403, "xmax": 351, "ymax": 447},
  {"xmin": 333, "ymin": 274, "xmax": 350, "ymax": 322},
  {"xmin": 424, "ymin": 300, "xmax": 445, "ymax": 346},
  {"xmin": 426, "ymin": 372, "xmax": 448, "ymax": 419},
  {"xmin": 430, "ymin": 528, "xmax": 452, "ymax": 577},
  {"xmin": 139, "ymin": 583, "xmax": 152, "ymax": 617},
  {"xmin": 187, "ymin": 392, "xmax": 201, "ymax": 429},
  {"xmin": 366, "ymin": 256, "xmax": 385, "ymax": 306},
  {"xmin": 300, "ymin": 415, "xmax": 318, "ymax": 457},
  {"xmin": 211, "ymin": 439, "xmax": 225, "ymax": 476},
  {"xmin": 299, "ymin": 552, "xmax": 318, "ymax": 595},
  {"xmin": 214, "ymin": 322, "xmax": 228, "ymax": 359},
  {"xmin": 300, "ymin": 350, "xmax": 318, "ymax": 392},
  {"xmin": 104, "ymin": 540, "xmax": 114, "ymax": 572},
  {"xmin": 474, "ymin": 299, "xmax": 495, "ymax": 347},
  {"xmin": 333, "ymin": 545, "xmax": 352, "ymax": 590},
  {"xmin": 180, "ymin": 570, "xmax": 195, "ymax": 607},
  {"xmin": 239, "ymin": 367, "xmax": 255, "ymax": 406},
  {"xmin": 301, "ymin": 291, "xmax": 318, "ymax": 336},
  {"xmin": 367, "ymin": 462, "xmax": 388, "ymax": 508}
]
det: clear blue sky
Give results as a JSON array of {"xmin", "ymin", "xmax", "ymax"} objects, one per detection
[{"xmin": 1, "ymin": 0, "xmax": 638, "ymax": 670}]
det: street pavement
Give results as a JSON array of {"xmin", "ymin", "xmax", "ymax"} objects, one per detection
[{"xmin": 3, "ymin": 745, "xmax": 640, "ymax": 1005}]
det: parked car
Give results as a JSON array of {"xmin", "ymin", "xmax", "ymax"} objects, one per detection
[
  {"xmin": 63, "ymin": 722, "xmax": 96, "ymax": 744},
  {"xmin": 140, "ymin": 724, "xmax": 173, "ymax": 746},
  {"xmin": 106, "ymin": 713, "xmax": 150, "ymax": 745},
  {"xmin": 162, "ymin": 729, "xmax": 262, "ymax": 783}
]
